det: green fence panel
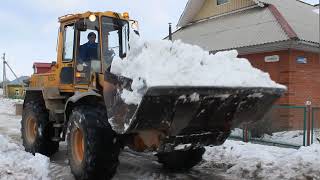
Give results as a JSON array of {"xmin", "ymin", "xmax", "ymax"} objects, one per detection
[
  {"xmin": 239, "ymin": 105, "xmax": 307, "ymax": 147},
  {"xmin": 311, "ymin": 107, "xmax": 320, "ymax": 145}
]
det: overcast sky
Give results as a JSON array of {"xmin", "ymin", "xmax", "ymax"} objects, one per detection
[{"xmin": 0, "ymin": 0, "xmax": 318, "ymax": 80}]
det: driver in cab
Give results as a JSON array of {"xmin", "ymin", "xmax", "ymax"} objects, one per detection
[{"xmin": 79, "ymin": 32, "xmax": 98, "ymax": 63}]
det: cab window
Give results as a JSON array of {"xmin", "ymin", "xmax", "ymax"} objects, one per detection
[
  {"xmin": 101, "ymin": 16, "xmax": 129, "ymax": 72},
  {"xmin": 63, "ymin": 24, "xmax": 75, "ymax": 62},
  {"xmin": 76, "ymin": 17, "xmax": 100, "ymax": 71}
]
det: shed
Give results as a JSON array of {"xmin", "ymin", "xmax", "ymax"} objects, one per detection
[{"xmin": 33, "ymin": 62, "xmax": 52, "ymax": 74}]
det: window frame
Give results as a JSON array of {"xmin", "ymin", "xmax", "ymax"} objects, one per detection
[
  {"xmin": 217, "ymin": 0, "xmax": 229, "ymax": 6},
  {"xmin": 15, "ymin": 89, "xmax": 19, "ymax": 96},
  {"xmin": 62, "ymin": 23, "xmax": 76, "ymax": 62},
  {"xmin": 101, "ymin": 16, "xmax": 130, "ymax": 71}
]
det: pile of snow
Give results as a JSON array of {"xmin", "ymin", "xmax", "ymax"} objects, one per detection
[
  {"xmin": 0, "ymin": 134, "xmax": 50, "ymax": 180},
  {"xmin": 202, "ymin": 140, "xmax": 320, "ymax": 180},
  {"xmin": 261, "ymin": 130, "xmax": 304, "ymax": 145},
  {"xmin": 0, "ymin": 93, "xmax": 49, "ymax": 180},
  {"xmin": 111, "ymin": 34, "xmax": 285, "ymax": 105},
  {"xmin": 256, "ymin": 130, "xmax": 320, "ymax": 145},
  {"xmin": 0, "ymin": 96, "xmax": 23, "ymax": 138},
  {"xmin": 231, "ymin": 128, "xmax": 244, "ymax": 137}
]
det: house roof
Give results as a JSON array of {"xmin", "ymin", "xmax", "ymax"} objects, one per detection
[
  {"xmin": 258, "ymin": 0, "xmax": 319, "ymax": 44},
  {"xmin": 33, "ymin": 62, "xmax": 52, "ymax": 68},
  {"xmin": 177, "ymin": 0, "xmax": 206, "ymax": 28},
  {"xmin": 8, "ymin": 76, "xmax": 29, "ymax": 85},
  {"xmin": 173, "ymin": 7, "xmax": 289, "ymax": 51},
  {"xmin": 176, "ymin": 0, "xmax": 319, "ymax": 47}
]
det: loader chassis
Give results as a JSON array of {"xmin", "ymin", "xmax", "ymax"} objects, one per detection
[{"xmin": 22, "ymin": 11, "xmax": 285, "ymax": 180}]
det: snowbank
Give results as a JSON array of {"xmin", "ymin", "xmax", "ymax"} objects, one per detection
[
  {"xmin": 262, "ymin": 130, "xmax": 304, "ymax": 145},
  {"xmin": 202, "ymin": 140, "xmax": 320, "ymax": 180},
  {"xmin": 0, "ymin": 135, "xmax": 50, "ymax": 180},
  {"xmin": 0, "ymin": 97, "xmax": 22, "ymax": 114},
  {"xmin": 0, "ymin": 96, "xmax": 23, "ymax": 138},
  {"xmin": 111, "ymin": 34, "xmax": 285, "ymax": 104},
  {"xmin": 262, "ymin": 130, "xmax": 320, "ymax": 145},
  {"xmin": 0, "ymin": 93, "xmax": 49, "ymax": 180}
]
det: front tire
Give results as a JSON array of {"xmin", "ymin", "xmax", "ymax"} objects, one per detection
[
  {"xmin": 156, "ymin": 148, "xmax": 205, "ymax": 171},
  {"xmin": 21, "ymin": 100, "xmax": 59, "ymax": 156},
  {"xmin": 67, "ymin": 105, "xmax": 120, "ymax": 180}
]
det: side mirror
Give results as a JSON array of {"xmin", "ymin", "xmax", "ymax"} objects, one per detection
[
  {"xmin": 130, "ymin": 20, "xmax": 140, "ymax": 36},
  {"xmin": 133, "ymin": 30, "xmax": 140, "ymax": 36},
  {"xmin": 76, "ymin": 19, "xmax": 87, "ymax": 31}
]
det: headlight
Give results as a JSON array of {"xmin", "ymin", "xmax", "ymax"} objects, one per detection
[
  {"xmin": 123, "ymin": 12, "xmax": 129, "ymax": 19},
  {"xmin": 77, "ymin": 64, "xmax": 84, "ymax": 72},
  {"xmin": 89, "ymin": 14, "xmax": 96, "ymax": 22}
]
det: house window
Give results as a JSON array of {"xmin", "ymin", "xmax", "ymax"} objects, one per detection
[
  {"xmin": 296, "ymin": 56, "xmax": 307, "ymax": 64},
  {"xmin": 15, "ymin": 89, "xmax": 19, "ymax": 96},
  {"xmin": 217, "ymin": 0, "xmax": 229, "ymax": 5}
]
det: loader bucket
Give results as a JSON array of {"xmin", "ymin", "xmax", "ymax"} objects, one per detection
[{"xmin": 126, "ymin": 86, "xmax": 285, "ymax": 139}]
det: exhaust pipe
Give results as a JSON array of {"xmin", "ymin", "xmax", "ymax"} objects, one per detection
[{"xmin": 168, "ymin": 23, "xmax": 172, "ymax": 41}]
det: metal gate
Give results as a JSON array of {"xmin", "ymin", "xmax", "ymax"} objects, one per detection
[{"xmin": 230, "ymin": 105, "xmax": 311, "ymax": 148}]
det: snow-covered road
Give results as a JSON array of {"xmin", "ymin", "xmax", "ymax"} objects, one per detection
[
  {"xmin": 0, "ymin": 93, "xmax": 231, "ymax": 180},
  {"xmin": 49, "ymin": 144, "xmax": 231, "ymax": 180},
  {"xmin": 0, "ymin": 92, "xmax": 319, "ymax": 180}
]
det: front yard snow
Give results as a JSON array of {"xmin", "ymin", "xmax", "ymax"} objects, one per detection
[
  {"xmin": 202, "ymin": 140, "xmax": 320, "ymax": 180},
  {"xmin": 0, "ymin": 134, "xmax": 50, "ymax": 180},
  {"xmin": 0, "ymin": 91, "xmax": 50, "ymax": 180}
]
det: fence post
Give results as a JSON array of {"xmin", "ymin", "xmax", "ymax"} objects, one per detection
[
  {"xmin": 303, "ymin": 106, "xmax": 307, "ymax": 146},
  {"xmin": 311, "ymin": 107, "xmax": 314, "ymax": 144},
  {"xmin": 305, "ymin": 101, "xmax": 312, "ymax": 146},
  {"xmin": 245, "ymin": 127, "xmax": 248, "ymax": 142},
  {"xmin": 243, "ymin": 126, "xmax": 249, "ymax": 142}
]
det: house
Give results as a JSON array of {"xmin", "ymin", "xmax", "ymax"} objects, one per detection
[
  {"xmin": 171, "ymin": 0, "xmax": 319, "ymax": 130},
  {"xmin": 33, "ymin": 62, "xmax": 52, "ymax": 74},
  {"xmin": 6, "ymin": 84, "xmax": 24, "ymax": 99},
  {"xmin": 5, "ymin": 76, "xmax": 29, "ymax": 99}
]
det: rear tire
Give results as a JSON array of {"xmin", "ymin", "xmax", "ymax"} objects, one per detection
[
  {"xmin": 21, "ymin": 101, "xmax": 59, "ymax": 156},
  {"xmin": 156, "ymin": 148, "xmax": 205, "ymax": 171},
  {"xmin": 67, "ymin": 105, "xmax": 120, "ymax": 180}
]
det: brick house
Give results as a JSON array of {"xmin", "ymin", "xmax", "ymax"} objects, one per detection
[{"xmin": 171, "ymin": 0, "xmax": 319, "ymax": 130}]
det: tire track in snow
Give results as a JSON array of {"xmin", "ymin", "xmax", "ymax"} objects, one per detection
[{"xmin": 49, "ymin": 144, "xmax": 231, "ymax": 180}]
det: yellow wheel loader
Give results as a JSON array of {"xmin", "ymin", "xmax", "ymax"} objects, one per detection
[{"xmin": 21, "ymin": 11, "xmax": 285, "ymax": 179}]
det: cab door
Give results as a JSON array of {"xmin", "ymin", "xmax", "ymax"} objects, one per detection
[
  {"xmin": 74, "ymin": 17, "xmax": 101, "ymax": 86},
  {"xmin": 60, "ymin": 23, "xmax": 76, "ymax": 85}
]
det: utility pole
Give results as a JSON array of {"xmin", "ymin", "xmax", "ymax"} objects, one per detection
[
  {"xmin": 2, "ymin": 53, "xmax": 6, "ymax": 97},
  {"xmin": 1, "ymin": 54, "xmax": 25, "ymax": 97}
]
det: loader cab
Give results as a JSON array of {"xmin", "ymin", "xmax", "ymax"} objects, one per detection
[{"xmin": 59, "ymin": 12, "xmax": 131, "ymax": 87}]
